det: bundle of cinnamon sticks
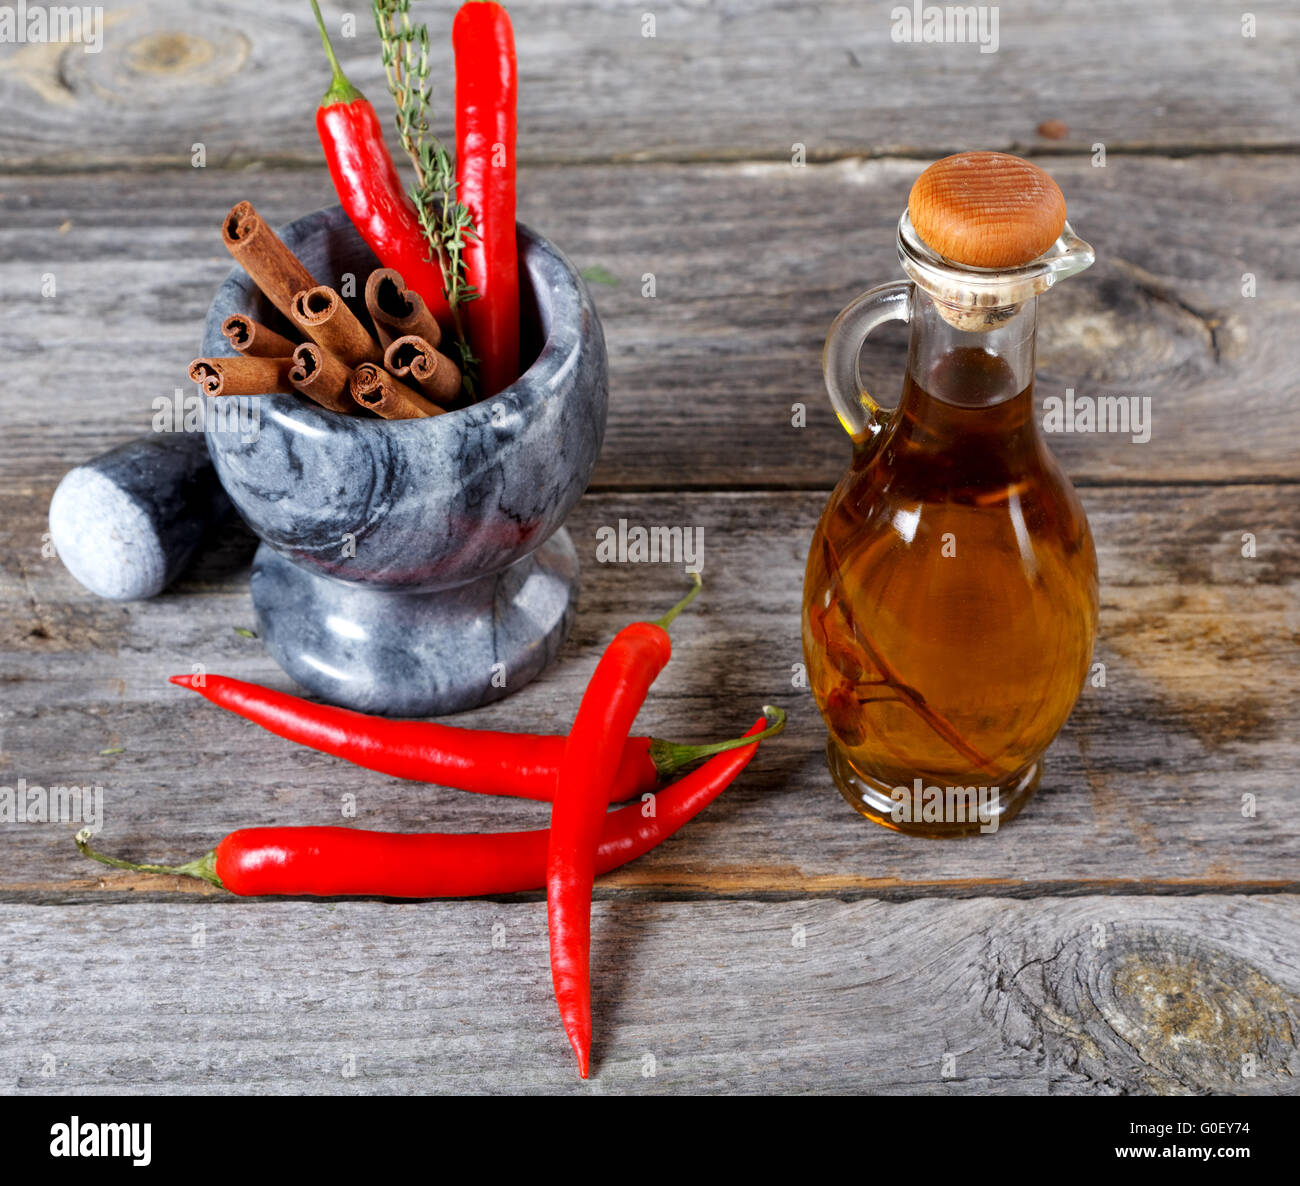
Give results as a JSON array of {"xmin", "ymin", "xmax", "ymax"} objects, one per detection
[{"xmin": 189, "ymin": 201, "xmax": 464, "ymax": 420}]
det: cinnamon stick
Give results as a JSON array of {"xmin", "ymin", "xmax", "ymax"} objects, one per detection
[
  {"xmin": 291, "ymin": 286, "xmax": 382, "ymax": 367},
  {"xmin": 364, "ymin": 268, "xmax": 442, "ymax": 350},
  {"xmin": 189, "ymin": 356, "xmax": 295, "ymax": 397},
  {"xmin": 288, "ymin": 343, "xmax": 356, "ymax": 415},
  {"xmin": 221, "ymin": 200, "xmax": 316, "ymax": 323},
  {"xmin": 221, "ymin": 314, "xmax": 297, "ymax": 359},
  {"xmin": 384, "ymin": 335, "xmax": 462, "ymax": 405},
  {"xmin": 350, "ymin": 362, "xmax": 445, "ymax": 420}
]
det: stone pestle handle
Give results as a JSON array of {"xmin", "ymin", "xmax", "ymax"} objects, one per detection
[{"xmin": 48, "ymin": 433, "xmax": 230, "ymax": 601}]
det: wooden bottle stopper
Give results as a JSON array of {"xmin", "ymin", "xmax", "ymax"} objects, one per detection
[{"xmin": 908, "ymin": 152, "xmax": 1067, "ymax": 269}]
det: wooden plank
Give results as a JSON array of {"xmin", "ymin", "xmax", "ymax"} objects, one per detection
[
  {"xmin": 1, "ymin": 895, "xmax": 1296, "ymax": 1093},
  {"xmin": 1, "ymin": 155, "xmax": 1295, "ymax": 489},
  {"xmin": 3, "ymin": 486, "xmax": 1296, "ymax": 898},
  {"xmin": 0, "ymin": 1, "xmax": 1296, "ymax": 170}
]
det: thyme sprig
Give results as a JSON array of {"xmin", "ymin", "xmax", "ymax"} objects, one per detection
[{"xmin": 372, "ymin": 0, "xmax": 479, "ymax": 398}]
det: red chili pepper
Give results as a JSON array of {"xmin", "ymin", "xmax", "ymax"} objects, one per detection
[
  {"xmin": 310, "ymin": 0, "xmax": 452, "ymax": 328},
  {"xmin": 548, "ymin": 574, "xmax": 702, "ymax": 1077},
  {"xmin": 73, "ymin": 709, "xmax": 783, "ymax": 896},
  {"xmin": 453, "ymin": 0, "xmax": 519, "ymax": 397},
  {"xmin": 168, "ymin": 673, "xmax": 761, "ymax": 802}
]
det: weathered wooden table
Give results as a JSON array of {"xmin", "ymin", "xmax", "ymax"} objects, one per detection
[{"xmin": 2, "ymin": 1, "xmax": 1297, "ymax": 1094}]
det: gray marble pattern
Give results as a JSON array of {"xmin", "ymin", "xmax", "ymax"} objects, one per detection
[
  {"xmin": 48, "ymin": 433, "xmax": 229, "ymax": 601},
  {"xmin": 201, "ymin": 206, "xmax": 608, "ymax": 714},
  {"xmin": 251, "ymin": 529, "xmax": 579, "ymax": 717},
  {"xmin": 203, "ymin": 207, "xmax": 607, "ymax": 593}
]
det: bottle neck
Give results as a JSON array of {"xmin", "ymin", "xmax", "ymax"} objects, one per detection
[
  {"xmin": 905, "ymin": 288, "xmax": 1038, "ymax": 405},
  {"xmin": 876, "ymin": 288, "xmax": 1043, "ymax": 467}
]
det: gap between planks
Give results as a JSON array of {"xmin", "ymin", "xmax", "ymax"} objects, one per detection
[
  {"xmin": 7, "ymin": 876, "xmax": 1300, "ymax": 908},
  {"xmin": 6, "ymin": 143, "xmax": 1300, "ymax": 176},
  {"xmin": 584, "ymin": 477, "xmax": 1300, "ymax": 495}
]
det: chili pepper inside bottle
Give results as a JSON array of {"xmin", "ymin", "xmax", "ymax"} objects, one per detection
[{"xmin": 802, "ymin": 152, "xmax": 1099, "ymax": 836}]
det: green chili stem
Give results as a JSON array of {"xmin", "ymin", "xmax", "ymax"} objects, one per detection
[
  {"xmin": 310, "ymin": 0, "xmax": 363, "ymax": 106},
  {"xmin": 649, "ymin": 705, "xmax": 787, "ymax": 781},
  {"xmin": 653, "ymin": 571, "xmax": 703, "ymax": 630},
  {"xmin": 75, "ymin": 829, "xmax": 223, "ymax": 889}
]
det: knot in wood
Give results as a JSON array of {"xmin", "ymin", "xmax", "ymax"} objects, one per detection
[{"xmin": 988, "ymin": 922, "xmax": 1299, "ymax": 1094}]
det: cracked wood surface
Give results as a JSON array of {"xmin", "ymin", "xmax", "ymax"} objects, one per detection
[
  {"xmin": 3, "ymin": 487, "xmax": 1296, "ymax": 898},
  {"xmin": 0, "ymin": 0, "xmax": 1295, "ymax": 169},
  {"xmin": 1, "ymin": 897, "xmax": 1296, "ymax": 1094},
  {"xmin": 0, "ymin": 0, "xmax": 1297, "ymax": 1094},
  {"xmin": 1, "ymin": 156, "xmax": 1296, "ymax": 489}
]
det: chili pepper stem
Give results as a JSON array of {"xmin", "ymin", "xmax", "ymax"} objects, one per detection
[
  {"xmin": 310, "ymin": 0, "xmax": 363, "ymax": 106},
  {"xmin": 648, "ymin": 705, "xmax": 787, "ymax": 781},
  {"xmin": 652, "ymin": 571, "xmax": 703, "ymax": 630},
  {"xmin": 75, "ymin": 829, "xmax": 223, "ymax": 889}
]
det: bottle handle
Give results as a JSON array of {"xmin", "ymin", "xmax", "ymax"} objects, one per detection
[{"xmin": 822, "ymin": 280, "xmax": 913, "ymax": 439}]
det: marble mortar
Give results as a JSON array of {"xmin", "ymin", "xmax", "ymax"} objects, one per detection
[{"xmin": 202, "ymin": 205, "xmax": 608, "ymax": 715}]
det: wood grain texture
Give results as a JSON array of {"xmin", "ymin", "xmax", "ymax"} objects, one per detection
[
  {"xmin": 1, "ymin": 155, "xmax": 1295, "ymax": 490},
  {"xmin": 3, "ymin": 487, "xmax": 1295, "ymax": 899},
  {"xmin": 2, "ymin": 0, "xmax": 1297, "ymax": 1098},
  {"xmin": 1, "ymin": 896, "xmax": 1296, "ymax": 1094},
  {"xmin": 0, "ymin": 1, "xmax": 1295, "ymax": 170}
]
